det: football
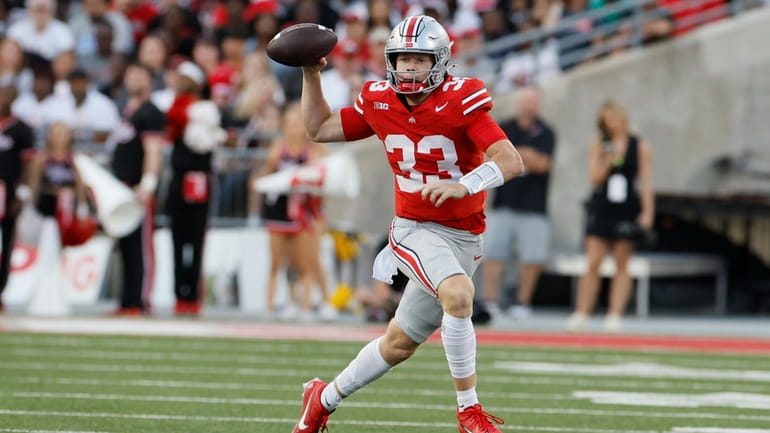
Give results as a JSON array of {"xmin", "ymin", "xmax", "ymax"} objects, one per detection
[{"xmin": 266, "ymin": 23, "xmax": 338, "ymax": 67}]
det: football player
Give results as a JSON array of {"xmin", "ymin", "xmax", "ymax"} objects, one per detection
[{"xmin": 292, "ymin": 15, "xmax": 524, "ymax": 433}]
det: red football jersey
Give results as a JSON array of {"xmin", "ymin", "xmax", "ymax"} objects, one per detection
[{"xmin": 340, "ymin": 75, "xmax": 507, "ymax": 233}]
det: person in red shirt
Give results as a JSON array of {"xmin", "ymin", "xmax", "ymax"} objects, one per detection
[{"xmin": 290, "ymin": 15, "xmax": 523, "ymax": 433}]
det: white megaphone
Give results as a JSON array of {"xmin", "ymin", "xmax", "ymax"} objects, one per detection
[
  {"xmin": 254, "ymin": 151, "xmax": 360, "ymax": 199},
  {"xmin": 73, "ymin": 153, "xmax": 144, "ymax": 238}
]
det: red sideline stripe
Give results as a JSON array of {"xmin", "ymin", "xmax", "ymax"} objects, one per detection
[{"xmin": 428, "ymin": 329, "xmax": 770, "ymax": 354}]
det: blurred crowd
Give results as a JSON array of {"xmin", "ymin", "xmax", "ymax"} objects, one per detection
[{"xmin": 0, "ymin": 0, "xmax": 749, "ymax": 154}]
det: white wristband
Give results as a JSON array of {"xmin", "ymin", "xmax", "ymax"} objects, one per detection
[
  {"xmin": 458, "ymin": 161, "xmax": 504, "ymax": 195},
  {"xmin": 140, "ymin": 173, "xmax": 158, "ymax": 192}
]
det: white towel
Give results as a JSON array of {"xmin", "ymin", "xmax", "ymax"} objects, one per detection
[{"xmin": 372, "ymin": 244, "xmax": 398, "ymax": 284}]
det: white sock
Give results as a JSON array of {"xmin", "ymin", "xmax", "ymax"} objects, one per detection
[
  {"xmin": 441, "ymin": 313, "xmax": 476, "ymax": 379},
  {"xmin": 457, "ymin": 387, "xmax": 479, "ymax": 411},
  {"xmin": 320, "ymin": 382, "xmax": 343, "ymax": 412},
  {"xmin": 321, "ymin": 336, "xmax": 391, "ymax": 411}
]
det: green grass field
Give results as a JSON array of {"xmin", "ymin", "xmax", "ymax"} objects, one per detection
[{"xmin": 2, "ymin": 331, "xmax": 770, "ymax": 433}]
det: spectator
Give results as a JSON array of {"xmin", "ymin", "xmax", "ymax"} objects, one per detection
[
  {"xmin": 367, "ymin": 0, "xmax": 399, "ymax": 29},
  {"xmin": 69, "ymin": 0, "xmax": 134, "ymax": 58},
  {"xmin": 12, "ymin": 66, "xmax": 55, "ymax": 133},
  {"xmin": 555, "ymin": 0, "xmax": 594, "ymax": 68},
  {"xmin": 191, "ymin": 36, "xmax": 219, "ymax": 78},
  {"xmin": 365, "ymin": 25, "xmax": 390, "ymax": 79},
  {"xmin": 76, "ymin": 18, "xmax": 126, "ymax": 95},
  {"xmin": 114, "ymin": 0, "xmax": 160, "ymax": 45},
  {"xmin": 230, "ymin": 52, "xmax": 283, "ymax": 147},
  {"xmin": 107, "ymin": 62, "xmax": 166, "ymax": 316},
  {"xmin": 245, "ymin": 0, "xmax": 300, "ymax": 100},
  {"xmin": 641, "ymin": 0, "xmax": 675, "ymax": 45},
  {"xmin": 476, "ymin": 0, "xmax": 516, "ymax": 59},
  {"xmin": 136, "ymin": 34, "xmax": 169, "ymax": 91},
  {"xmin": 51, "ymin": 50, "xmax": 76, "ymax": 96},
  {"xmin": 482, "ymin": 86, "xmax": 556, "ymax": 320},
  {"xmin": 254, "ymin": 101, "xmax": 330, "ymax": 321},
  {"xmin": 211, "ymin": 0, "xmax": 252, "ymax": 41},
  {"xmin": 148, "ymin": 2, "xmax": 202, "ymax": 57},
  {"xmin": 494, "ymin": 19, "xmax": 561, "ymax": 94},
  {"xmin": 6, "ymin": 0, "xmax": 74, "ymax": 61},
  {"xmin": 566, "ymin": 100, "xmax": 654, "ymax": 333},
  {"xmin": 532, "ymin": 0, "xmax": 563, "ymax": 29},
  {"xmin": 165, "ymin": 60, "xmax": 225, "ymax": 316},
  {"xmin": 283, "ymin": 0, "xmax": 340, "ymax": 30},
  {"xmin": 660, "ymin": 0, "xmax": 726, "ymax": 36},
  {"xmin": 321, "ymin": 39, "xmax": 378, "ymax": 112},
  {"xmin": 208, "ymin": 27, "xmax": 249, "ymax": 109},
  {"xmin": 0, "ymin": 84, "xmax": 35, "ymax": 312},
  {"xmin": 42, "ymin": 68, "xmax": 120, "ymax": 143},
  {"xmin": 26, "ymin": 122, "xmax": 91, "ymax": 247},
  {"xmin": 335, "ymin": 2, "xmax": 369, "ymax": 44},
  {"xmin": 451, "ymin": 21, "xmax": 497, "ymax": 87},
  {"xmin": 0, "ymin": 37, "xmax": 32, "ymax": 94}
]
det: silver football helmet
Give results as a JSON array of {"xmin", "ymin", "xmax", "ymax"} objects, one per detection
[{"xmin": 385, "ymin": 15, "xmax": 453, "ymax": 94}]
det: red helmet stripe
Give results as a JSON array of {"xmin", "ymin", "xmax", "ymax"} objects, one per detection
[{"xmin": 403, "ymin": 15, "xmax": 422, "ymax": 44}]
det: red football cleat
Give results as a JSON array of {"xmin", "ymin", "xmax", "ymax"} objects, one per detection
[
  {"xmin": 174, "ymin": 300, "xmax": 201, "ymax": 316},
  {"xmin": 456, "ymin": 404, "xmax": 505, "ymax": 433},
  {"xmin": 292, "ymin": 378, "xmax": 333, "ymax": 433},
  {"xmin": 110, "ymin": 307, "xmax": 143, "ymax": 317}
]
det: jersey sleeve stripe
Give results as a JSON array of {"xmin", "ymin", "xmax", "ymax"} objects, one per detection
[
  {"xmin": 462, "ymin": 88, "xmax": 488, "ymax": 105},
  {"xmin": 354, "ymin": 102, "xmax": 364, "ymax": 115},
  {"xmin": 463, "ymin": 96, "xmax": 492, "ymax": 116}
]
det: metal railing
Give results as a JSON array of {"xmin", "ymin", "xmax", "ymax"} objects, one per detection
[{"xmin": 459, "ymin": 0, "xmax": 765, "ymax": 82}]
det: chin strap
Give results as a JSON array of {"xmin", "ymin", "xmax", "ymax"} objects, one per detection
[{"xmin": 458, "ymin": 161, "xmax": 504, "ymax": 195}]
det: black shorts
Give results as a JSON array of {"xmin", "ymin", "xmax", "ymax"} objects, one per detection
[{"xmin": 585, "ymin": 210, "xmax": 640, "ymax": 241}]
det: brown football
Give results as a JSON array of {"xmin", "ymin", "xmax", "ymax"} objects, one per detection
[{"xmin": 266, "ymin": 23, "xmax": 338, "ymax": 67}]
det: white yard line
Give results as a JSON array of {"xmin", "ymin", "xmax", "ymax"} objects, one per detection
[
  {"xmin": 7, "ymin": 374, "xmax": 770, "ymax": 393},
  {"xmin": 3, "ymin": 398, "xmax": 770, "ymax": 422},
  {"xmin": 4, "ymin": 390, "xmax": 575, "ymax": 407},
  {"xmin": 496, "ymin": 361, "xmax": 770, "ymax": 382},
  {"xmin": 8, "ymin": 347, "xmax": 764, "ymax": 372},
  {"xmin": 3, "ymin": 334, "xmax": 766, "ymax": 369},
  {"xmin": 2, "ymin": 427, "xmax": 769, "ymax": 433},
  {"xmin": 0, "ymin": 421, "xmax": 666, "ymax": 433}
]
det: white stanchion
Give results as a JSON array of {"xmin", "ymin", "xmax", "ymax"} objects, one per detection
[{"xmin": 26, "ymin": 218, "xmax": 71, "ymax": 316}]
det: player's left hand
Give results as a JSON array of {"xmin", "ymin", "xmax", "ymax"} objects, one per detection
[{"xmin": 419, "ymin": 182, "xmax": 469, "ymax": 207}]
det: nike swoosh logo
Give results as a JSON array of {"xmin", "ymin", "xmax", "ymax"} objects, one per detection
[
  {"xmin": 460, "ymin": 425, "xmax": 474, "ymax": 433},
  {"xmin": 435, "ymin": 102, "xmax": 449, "ymax": 112},
  {"xmin": 297, "ymin": 390, "xmax": 310, "ymax": 430},
  {"xmin": 473, "ymin": 255, "xmax": 483, "ymax": 261},
  {"xmin": 297, "ymin": 401, "xmax": 312, "ymax": 430}
]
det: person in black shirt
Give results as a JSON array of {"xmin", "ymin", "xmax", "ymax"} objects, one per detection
[
  {"xmin": 482, "ymin": 86, "xmax": 556, "ymax": 320},
  {"xmin": 0, "ymin": 85, "xmax": 35, "ymax": 311},
  {"xmin": 566, "ymin": 100, "xmax": 654, "ymax": 333},
  {"xmin": 165, "ymin": 61, "xmax": 225, "ymax": 316},
  {"xmin": 109, "ymin": 62, "xmax": 166, "ymax": 315}
]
